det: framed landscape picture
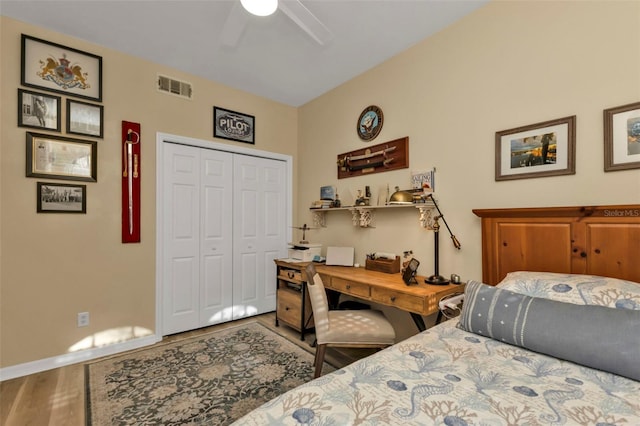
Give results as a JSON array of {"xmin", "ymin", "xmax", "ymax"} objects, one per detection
[
  {"xmin": 18, "ymin": 88, "xmax": 61, "ymax": 131},
  {"xmin": 495, "ymin": 116, "xmax": 576, "ymax": 181},
  {"xmin": 21, "ymin": 34, "xmax": 102, "ymax": 101},
  {"xmin": 604, "ymin": 101, "xmax": 640, "ymax": 172},
  {"xmin": 37, "ymin": 182, "xmax": 86, "ymax": 213}
]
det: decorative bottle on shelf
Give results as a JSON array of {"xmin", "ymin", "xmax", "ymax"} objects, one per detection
[{"xmin": 333, "ymin": 194, "xmax": 341, "ymax": 208}]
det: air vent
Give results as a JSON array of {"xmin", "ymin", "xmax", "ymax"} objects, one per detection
[{"xmin": 157, "ymin": 75, "xmax": 192, "ymax": 99}]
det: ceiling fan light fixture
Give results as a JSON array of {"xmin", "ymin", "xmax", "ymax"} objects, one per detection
[{"xmin": 241, "ymin": 0, "xmax": 278, "ymax": 17}]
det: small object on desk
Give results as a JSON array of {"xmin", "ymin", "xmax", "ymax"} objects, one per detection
[
  {"xmin": 365, "ymin": 254, "xmax": 400, "ymax": 273},
  {"xmin": 288, "ymin": 243, "xmax": 322, "ymax": 262},
  {"xmin": 402, "ymin": 258, "xmax": 420, "ymax": 285},
  {"xmin": 326, "ymin": 246, "xmax": 355, "ymax": 266},
  {"xmin": 450, "ymin": 273, "xmax": 462, "ymax": 284}
]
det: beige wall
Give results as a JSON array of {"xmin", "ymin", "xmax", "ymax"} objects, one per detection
[
  {"xmin": 0, "ymin": 17, "xmax": 298, "ymax": 369},
  {"xmin": 297, "ymin": 1, "xmax": 640, "ymax": 338},
  {"xmin": 2, "ymin": 0, "xmax": 640, "ymax": 371}
]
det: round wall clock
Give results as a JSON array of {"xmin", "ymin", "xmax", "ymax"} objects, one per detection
[{"xmin": 357, "ymin": 105, "xmax": 383, "ymax": 141}]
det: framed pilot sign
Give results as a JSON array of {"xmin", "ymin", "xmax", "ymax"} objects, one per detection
[{"xmin": 214, "ymin": 106, "xmax": 255, "ymax": 144}]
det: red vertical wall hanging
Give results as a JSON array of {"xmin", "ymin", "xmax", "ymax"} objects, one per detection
[{"xmin": 122, "ymin": 121, "xmax": 141, "ymax": 243}]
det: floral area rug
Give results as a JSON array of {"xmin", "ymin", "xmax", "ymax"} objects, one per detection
[{"xmin": 85, "ymin": 321, "xmax": 330, "ymax": 425}]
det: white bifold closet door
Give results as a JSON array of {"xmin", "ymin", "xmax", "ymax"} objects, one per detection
[{"xmin": 162, "ymin": 142, "xmax": 286, "ymax": 335}]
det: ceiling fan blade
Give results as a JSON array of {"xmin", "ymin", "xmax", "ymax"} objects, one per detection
[
  {"xmin": 279, "ymin": 0, "xmax": 333, "ymax": 46},
  {"xmin": 220, "ymin": 1, "xmax": 249, "ymax": 48}
]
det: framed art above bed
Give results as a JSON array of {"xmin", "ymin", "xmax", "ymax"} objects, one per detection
[
  {"xmin": 604, "ymin": 101, "xmax": 640, "ymax": 172},
  {"xmin": 495, "ymin": 116, "xmax": 576, "ymax": 181}
]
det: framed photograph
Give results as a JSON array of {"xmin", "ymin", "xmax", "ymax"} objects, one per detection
[
  {"xmin": 37, "ymin": 182, "xmax": 86, "ymax": 213},
  {"xmin": 320, "ymin": 185, "xmax": 336, "ymax": 200},
  {"xmin": 214, "ymin": 106, "xmax": 255, "ymax": 144},
  {"xmin": 495, "ymin": 116, "xmax": 576, "ymax": 181},
  {"xmin": 17, "ymin": 88, "xmax": 61, "ymax": 131},
  {"xmin": 21, "ymin": 34, "xmax": 102, "ymax": 102},
  {"xmin": 604, "ymin": 101, "xmax": 640, "ymax": 172},
  {"xmin": 67, "ymin": 99, "xmax": 103, "ymax": 138},
  {"xmin": 26, "ymin": 132, "xmax": 97, "ymax": 182}
]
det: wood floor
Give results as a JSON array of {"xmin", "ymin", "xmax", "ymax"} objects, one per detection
[{"xmin": 0, "ymin": 312, "xmax": 373, "ymax": 426}]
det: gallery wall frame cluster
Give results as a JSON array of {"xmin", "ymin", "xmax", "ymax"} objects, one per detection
[
  {"xmin": 495, "ymin": 101, "xmax": 640, "ymax": 181},
  {"xmin": 18, "ymin": 33, "xmax": 104, "ymax": 214}
]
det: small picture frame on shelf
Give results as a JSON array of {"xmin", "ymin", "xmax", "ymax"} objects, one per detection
[{"xmin": 320, "ymin": 185, "xmax": 336, "ymax": 200}]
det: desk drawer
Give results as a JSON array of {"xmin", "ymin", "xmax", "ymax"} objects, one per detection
[
  {"xmin": 328, "ymin": 278, "xmax": 370, "ymax": 298},
  {"xmin": 278, "ymin": 268, "xmax": 303, "ymax": 282},
  {"xmin": 371, "ymin": 287, "xmax": 424, "ymax": 313},
  {"xmin": 277, "ymin": 288, "xmax": 313, "ymax": 330}
]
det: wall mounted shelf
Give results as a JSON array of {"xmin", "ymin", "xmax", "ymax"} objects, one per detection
[{"xmin": 310, "ymin": 200, "xmax": 437, "ymax": 228}]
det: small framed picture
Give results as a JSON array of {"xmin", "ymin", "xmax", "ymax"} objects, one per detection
[
  {"xmin": 26, "ymin": 132, "xmax": 97, "ymax": 182},
  {"xmin": 495, "ymin": 116, "xmax": 576, "ymax": 181},
  {"xmin": 320, "ymin": 185, "xmax": 336, "ymax": 200},
  {"xmin": 67, "ymin": 99, "xmax": 104, "ymax": 138},
  {"xmin": 214, "ymin": 106, "xmax": 255, "ymax": 144},
  {"xmin": 37, "ymin": 182, "xmax": 86, "ymax": 213},
  {"xmin": 18, "ymin": 88, "xmax": 61, "ymax": 131},
  {"xmin": 604, "ymin": 101, "xmax": 640, "ymax": 172}
]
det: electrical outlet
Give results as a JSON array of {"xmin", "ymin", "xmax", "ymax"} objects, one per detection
[{"xmin": 77, "ymin": 312, "xmax": 90, "ymax": 327}]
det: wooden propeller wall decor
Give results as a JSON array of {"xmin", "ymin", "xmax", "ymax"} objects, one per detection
[{"xmin": 336, "ymin": 137, "xmax": 410, "ymax": 179}]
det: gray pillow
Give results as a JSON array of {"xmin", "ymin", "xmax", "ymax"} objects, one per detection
[{"xmin": 458, "ymin": 280, "xmax": 640, "ymax": 381}]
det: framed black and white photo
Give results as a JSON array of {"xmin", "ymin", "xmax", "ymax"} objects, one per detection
[
  {"xmin": 21, "ymin": 34, "xmax": 103, "ymax": 102},
  {"xmin": 604, "ymin": 101, "xmax": 640, "ymax": 172},
  {"xmin": 214, "ymin": 106, "xmax": 255, "ymax": 144},
  {"xmin": 495, "ymin": 116, "xmax": 576, "ymax": 181},
  {"xmin": 26, "ymin": 132, "xmax": 97, "ymax": 182},
  {"xmin": 67, "ymin": 99, "xmax": 103, "ymax": 138},
  {"xmin": 37, "ymin": 182, "xmax": 86, "ymax": 213},
  {"xmin": 18, "ymin": 88, "xmax": 61, "ymax": 131}
]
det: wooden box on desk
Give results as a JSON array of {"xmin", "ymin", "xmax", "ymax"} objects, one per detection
[{"xmin": 365, "ymin": 256, "xmax": 400, "ymax": 274}]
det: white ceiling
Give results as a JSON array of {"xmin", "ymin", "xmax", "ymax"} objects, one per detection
[{"xmin": 1, "ymin": 0, "xmax": 488, "ymax": 107}]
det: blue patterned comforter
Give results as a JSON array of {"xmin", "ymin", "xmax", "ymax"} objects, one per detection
[
  {"xmin": 234, "ymin": 319, "xmax": 639, "ymax": 425},
  {"xmin": 235, "ymin": 272, "xmax": 640, "ymax": 425}
]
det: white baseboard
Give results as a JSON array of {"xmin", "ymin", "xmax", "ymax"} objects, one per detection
[{"xmin": 0, "ymin": 334, "xmax": 162, "ymax": 381}]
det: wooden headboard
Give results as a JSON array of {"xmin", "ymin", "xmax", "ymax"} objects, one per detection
[{"xmin": 473, "ymin": 205, "xmax": 640, "ymax": 285}]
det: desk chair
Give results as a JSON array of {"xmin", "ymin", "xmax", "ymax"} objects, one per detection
[{"xmin": 305, "ymin": 263, "xmax": 396, "ymax": 378}]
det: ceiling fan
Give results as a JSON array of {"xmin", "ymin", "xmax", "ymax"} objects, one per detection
[{"xmin": 220, "ymin": 0, "xmax": 333, "ymax": 48}]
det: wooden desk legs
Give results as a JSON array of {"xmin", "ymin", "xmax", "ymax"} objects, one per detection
[{"xmin": 411, "ymin": 313, "xmax": 426, "ymax": 332}]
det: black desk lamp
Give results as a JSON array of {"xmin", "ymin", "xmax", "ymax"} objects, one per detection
[{"xmin": 424, "ymin": 194, "xmax": 461, "ymax": 285}]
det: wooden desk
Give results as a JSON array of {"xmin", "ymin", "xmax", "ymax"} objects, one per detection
[
  {"xmin": 318, "ymin": 264, "xmax": 463, "ymax": 331},
  {"xmin": 274, "ymin": 260, "xmax": 464, "ymax": 337}
]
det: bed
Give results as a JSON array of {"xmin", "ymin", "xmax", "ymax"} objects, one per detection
[{"xmin": 233, "ymin": 205, "xmax": 640, "ymax": 425}]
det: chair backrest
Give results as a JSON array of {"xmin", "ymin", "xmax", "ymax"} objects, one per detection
[{"xmin": 305, "ymin": 263, "xmax": 330, "ymax": 338}]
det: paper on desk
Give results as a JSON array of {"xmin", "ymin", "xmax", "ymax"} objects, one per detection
[{"xmin": 278, "ymin": 258, "xmax": 303, "ymax": 263}]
